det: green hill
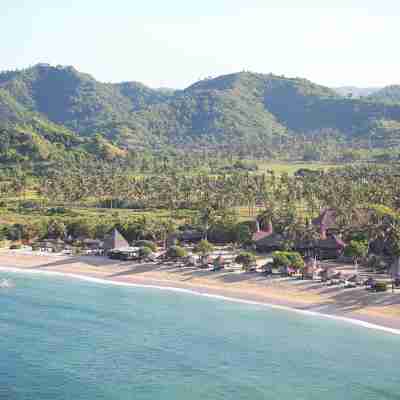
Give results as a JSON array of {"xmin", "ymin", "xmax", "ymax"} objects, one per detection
[{"xmin": 1, "ymin": 64, "xmax": 400, "ymax": 163}]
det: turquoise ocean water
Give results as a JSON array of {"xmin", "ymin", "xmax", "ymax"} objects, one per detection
[{"xmin": 1, "ymin": 270, "xmax": 399, "ymax": 400}]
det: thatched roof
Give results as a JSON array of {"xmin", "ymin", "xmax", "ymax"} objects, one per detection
[
  {"xmin": 316, "ymin": 236, "xmax": 345, "ymax": 250},
  {"xmin": 312, "ymin": 209, "xmax": 337, "ymax": 238},
  {"xmin": 103, "ymin": 229, "xmax": 129, "ymax": 251},
  {"xmin": 254, "ymin": 233, "xmax": 285, "ymax": 249},
  {"xmin": 178, "ymin": 230, "xmax": 203, "ymax": 242},
  {"xmin": 252, "ymin": 219, "xmax": 273, "ymax": 242},
  {"xmin": 252, "ymin": 230, "xmax": 272, "ymax": 241},
  {"xmin": 295, "ymin": 240, "xmax": 315, "ymax": 250}
]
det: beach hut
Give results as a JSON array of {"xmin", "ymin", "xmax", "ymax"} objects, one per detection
[
  {"xmin": 311, "ymin": 209, "xmax": 345, "ymax": 259},
  {"xmin": 212, "ymin": 255, "xmax": 231, "ymax": 271},
  {"xmin": 312, "ymin": 209, "xmax": 337, "ymax": 240},
  {"xmin": 303, "ymin": 257, "xmax": 318, "ymax": 279},
  {"xmin": 253, "ymin": 233, "xmax": 285, "ymax": 253},
  {"xmin": 294, "ymin": 239, "xmax": 316, "ymax": 258},
  {"xmin": 279, "ymin": 265, "xmax": 295, "ymax": 276},
  {"xmin": 252, "ymin": 220, "xmax": 286, "ymax": 252},
  {"xmin": 252, "ymin": 219, "xmax": 273, "ymax": 242},
  {"xmin": 178, "ymin": 229, "xmax": 204, "ymax": 243},
  {"xmin": 83, "ymin": 238, "xmax": 103, "ymax": 249},
  {"xmin": 103, "ymin": 229, "xmax": 129, "ymax": 254},
  {"xmin": 82, "ymin": 239, "xmax": 103, "ymax": 255},
  {"xmin": 35, "ymin": 239, "xmax": 65, "ymax": 253},
  {"xmin": 316, "ymin": 236, "xmax": 345, "ymax": 260},
  {"xmin": 118, "ymin": 247, "xmax": 141, "ymax": 261}
]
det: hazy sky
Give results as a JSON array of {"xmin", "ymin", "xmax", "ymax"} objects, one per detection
[{"xmin": 1, "ymin": 1, "xmax": 399, "ymax": 88}]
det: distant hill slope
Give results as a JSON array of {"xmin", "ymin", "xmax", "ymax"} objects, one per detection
[
  {"xmin": 1, "ymin": 64, "xmax": 400, "ymax": 163},
  {"xmin": 367, "ymin": 85, "xmax": 400, "ymax": 104},
  {"xmin": 333, "ymin": 86, "xmax": 382, "ymax": 98}
]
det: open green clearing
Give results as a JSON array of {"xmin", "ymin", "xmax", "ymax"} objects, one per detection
[{"xmin": 255, "ymin": 161, "xmax": 339, "ymax": 175}]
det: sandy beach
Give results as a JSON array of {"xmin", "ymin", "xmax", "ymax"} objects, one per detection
[{"xmin": 1, "ymin": 251, "xmax": 400, "ymax": 332}]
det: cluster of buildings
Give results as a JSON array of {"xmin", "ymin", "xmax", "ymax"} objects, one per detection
[
  {"xmin": 252, "ymin": 209, "xmax": 346, "ymax": 260},
  {"xmin": 33, "ymin": 229, "xmax": 133, "ymax": 257},
  {"xmin": 30, "ymin": 210, "xmax": 351, "ymax": 266}
]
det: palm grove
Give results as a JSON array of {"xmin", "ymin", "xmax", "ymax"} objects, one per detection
[{"xmin": 2, "ymin": 163, "xmax": 400, "ymax": 270}]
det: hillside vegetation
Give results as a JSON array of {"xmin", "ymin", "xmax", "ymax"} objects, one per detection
[{"xmin": 1, "ymin": 64, "xmax": 400, "ymax": 164}]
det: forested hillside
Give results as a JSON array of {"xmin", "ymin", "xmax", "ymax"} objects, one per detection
[{"xmin": 1, "ymin": 63, "xmax": 400, "ymax": 164}]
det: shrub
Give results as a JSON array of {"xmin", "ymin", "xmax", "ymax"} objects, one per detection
[
  {"xmin": 235, "ymin": 252, "xmax": 257, "ymax": 271},
  {"xmin": 194, "ymin": 240, "xmax": 214, "ymax": 256},
  {"xmin": 47, "ymin": 219, "xmax": 67, "ymax": 239},
  {"xmin": 374, "ymin": 282, "xmax": 388, "ymax": 292},
  {"xmin": 94, "ymin": 223, "xmax": 114, "ymax": 239},
  {"xmin": 272, "ymin": 252, "xmax": 291, "ymax": 267},
  {"xmin": 0, "ymin": 226, "xmax": 10, "ymax": 241},
  {"xmin": 139, "ymin": 246, "xmax": 153, "ymax": 259},
  {"xmin": 286, "ymin": 252, "xmax": 305, "ymax": 270},
  {"xmin": 7, "ymin": 224, "xmax": 25, "ymax": 241},
  {"xmin": 10, "ymin": 244, "xmax": 22, "ymax": 250},
  {"xmin": 20, "ymin": 201, "xmax": 41, "ymax": 210},
  {"xmin": 235, "ymin": 222, "xmax": 252, "ymax": 245},
  {"xmin": 66, "ymin": 219, "xmax": 94, "ymax": 239},
  {"xmin": 47, "ymin": 207, "xmax": 69, "ymax": 215},
  {"xmin": 135, "ymin": 240, "xmax": 157, "ymax": 252},
  {"xmin": 344, "ymin": 240, "xmax": 368, "ymax": 262},
  {"xmin": 232, "ymin": 160, "xmax": 258, "ymax": 171},
  {"xmin": 166, "ymin": 245, "xmax": 188, "ymax": 259},
  {"xmin": 0, "ymin": 240, "xmax": 8, "ymax": 248},
  {"xmin": 272, "ymin": 251, "xmax": 304, "ymax": 270}
]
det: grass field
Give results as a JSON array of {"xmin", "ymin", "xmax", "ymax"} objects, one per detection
[
  {"xmin": 0, "ymin": 162, "xmax": 341, "ymax": 227},
  {"xmin": 0, "ymin": 204, "xmax": 256, "ymax": 226},
  {"xmin": 255, "ymin": 161, "xmax": 339, "ymax": 175},
  {"xmin": 0, "ymin": 204, "xmax": 198, "ymax": 226}
]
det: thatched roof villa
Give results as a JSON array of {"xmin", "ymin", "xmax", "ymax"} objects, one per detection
[{"xmin": 103, "ymin": 229, "xmax": 129, "ymax": 253}]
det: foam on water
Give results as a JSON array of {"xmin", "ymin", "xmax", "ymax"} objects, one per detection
[{"xmin": 1, "ymin": 265, "xmax": 399, "ymax": 337}]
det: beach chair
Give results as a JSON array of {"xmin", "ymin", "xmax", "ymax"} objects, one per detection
[{"xmin": 327, "ymin": 272, "xmax": 342, "ymax": 286}]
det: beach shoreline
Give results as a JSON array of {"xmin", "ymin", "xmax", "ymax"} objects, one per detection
[{"xmin": 1, "ymin": 251, "xmax": 400, "ymax": 335}]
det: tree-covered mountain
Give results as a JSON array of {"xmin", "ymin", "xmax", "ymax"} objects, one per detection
[{"xmin": 1, "ymin": 63, "xmax": 400, "ymax": 164}]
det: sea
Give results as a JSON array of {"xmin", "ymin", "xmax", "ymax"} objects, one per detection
[{"xmin": 1, "ymin": 270, "xmax": 399, "ymax": 400}]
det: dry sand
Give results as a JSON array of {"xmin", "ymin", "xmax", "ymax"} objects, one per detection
[{"xmin": 1, "ymin": 251, "xmax": 400, "ymax": 332}]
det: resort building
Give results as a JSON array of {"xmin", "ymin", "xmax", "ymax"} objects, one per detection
[{"xmin": 103, "ymin": 229, "xmax": 129, "ymax": 253}]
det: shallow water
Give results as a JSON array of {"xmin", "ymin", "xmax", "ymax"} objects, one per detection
[{"xmin": 1, "ymin": 271, "xmax": 399, "ymax": 400}]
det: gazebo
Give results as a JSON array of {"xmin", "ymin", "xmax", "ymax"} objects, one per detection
[{"xmin": 103, "ymin": 229, "xmax": 129, "ymax": 253}]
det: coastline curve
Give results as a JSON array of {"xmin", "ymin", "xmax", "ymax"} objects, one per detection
[{"xmin": 2, "ymin": 265, "xmax": 400, "ymax": 337}]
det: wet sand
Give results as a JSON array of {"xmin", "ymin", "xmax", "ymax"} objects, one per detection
[{"xmin": 1, "ymin": 251, "xmax": 400, "ymax": 332}]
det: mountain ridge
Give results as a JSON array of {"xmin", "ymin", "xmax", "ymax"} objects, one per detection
[{"xmin": 1, "ymin": 64, "xmax": 400, "ymax": 163}]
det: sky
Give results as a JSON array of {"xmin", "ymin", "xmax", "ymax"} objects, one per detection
[{"xmin": 1, "ymin": 0, "xmax": 399, "ymax": 89}]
